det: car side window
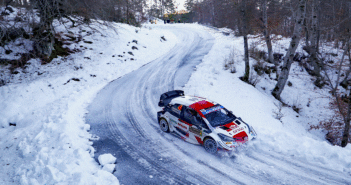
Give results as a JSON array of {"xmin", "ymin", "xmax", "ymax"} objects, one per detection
[
  {"xmin": 168, "ymin": 104, "xmax": 182, "ymax": 117},
  {"xmin": 195, "ymin": 117, "xmax": 209, "ymax": 129},
  {"xmin": 181, "ymin": 106, "xmax": 194, "ymax": 124},
  {"xmin": 181, "ymin": 107, "xmax": 207, "ymax": 128}
]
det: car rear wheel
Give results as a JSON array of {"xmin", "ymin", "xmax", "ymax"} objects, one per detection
[
  {"xmin": 159, "ymin": 118, "xmax": 170, "ymax": 133},
  {"xmin": 204, "ymin": 138, "xmax": 218, "ymax": 154}
]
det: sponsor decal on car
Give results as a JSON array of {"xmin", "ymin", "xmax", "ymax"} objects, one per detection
[
  {"xmin": 232, "ymin": 127, "xmax": 244, "ymax": 134},
  {"xmin": 178, "ymin": 105, "xmax": 183, "ymax": 111},
  {"xmin": 230, "ymin": 124, "xmax": 238, "ymax": 130},
  {"xmin": 172, "ymin": 107, "xmax": 181, "ymax": 115},
  {"xmin": 177, "ymin": 123, "xmax": 187, "ymax": 130},
  {"xmin": 175, "ymin": 126, "xmax": 188, "ymax": 136},
  {"xmin": 200, "ymin": 105, "xmax": 224, "ymax": 115},
  {"xmin": 170, "ymin": 119, "xmax": 177, "ymax": 125},
  {"xmin": 189, "ymin": 126, "xmax": 202, "ymax": 136}
]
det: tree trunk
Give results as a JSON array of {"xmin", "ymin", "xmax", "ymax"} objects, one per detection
[
  {"xmin": 241, "ymin": 0, "xmax": 250, "ymax": 82},
  {"xmin": 309, "ymin": 0, "xmax": 323, "ymax": 87},
  {"xmin": 272, "ymin": 0, "xmax": 307, "ymax": 100},
  {"xmin": 341, "ymin": 88, "xmax": 351, "ymax": 147},
  {"xmin": 341, "ymin": 49, "xmax": 351, "ymax": 88},
  {"xmin": 126, "ymin": 0, "xmax": 130, "ymax": 24},
  {"xmin": 261, "ymin": 0, "xmax": 275, "ymax": 68}
]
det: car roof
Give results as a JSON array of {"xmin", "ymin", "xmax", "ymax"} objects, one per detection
[{"xmin": 170, "ymin": 95, "xmax": 217, "ymax": 112}]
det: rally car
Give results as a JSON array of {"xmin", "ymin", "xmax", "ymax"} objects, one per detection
[{"xmin": 157, "ymin": 90, "xmax": 257, "ymax": 153}]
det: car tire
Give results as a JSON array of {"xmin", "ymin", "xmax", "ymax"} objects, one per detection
[
  {"xmin": 204, "ymin": 138, "xmax": 218, "ymax": 154},
  {"xmin": 159, "ymin": 118, "xmax": 170, "ymax": 133}
]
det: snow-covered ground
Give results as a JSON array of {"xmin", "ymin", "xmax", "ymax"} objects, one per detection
[
  {"xmin": 183, "ymin": 27, "xmax": 351, "ymax": 176},
  {"xmin": 0, "ymin": 21, "xmax": 177, "ymax": 184},
  {"xmin": 1, "ymin": 16, "xmax": 351, "ymax": 184}
]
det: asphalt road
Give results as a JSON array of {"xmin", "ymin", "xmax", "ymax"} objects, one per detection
[{"xmin": 86, "ymin": 25, "xmax": 351, "ymax": 185}]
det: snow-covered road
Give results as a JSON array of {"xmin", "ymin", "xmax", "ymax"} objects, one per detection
[{"xmin": 86, "ymin": 25, "xmax": 350, "ymax": 185}]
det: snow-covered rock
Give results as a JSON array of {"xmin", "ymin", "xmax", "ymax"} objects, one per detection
[
  {"xmin": 102, "ymin": 164, "xmax": 116, "ymax": 173},
  {"xmin": 95, "ymin": 170, "xmax": 120, "ymax": 185},
  {"xmin": 98, "ymin": 154, "xmax": 116, "ymax": 166}
]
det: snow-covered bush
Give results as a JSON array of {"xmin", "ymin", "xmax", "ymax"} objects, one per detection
[
  {"xmin": 223, "ymin": 49, "xmax": 236, "ymax": 73},
  {"xmin": 310, "ymin": 96, "xmax": 351, "ymax": 145}
]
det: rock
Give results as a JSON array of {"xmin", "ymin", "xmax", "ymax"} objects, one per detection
[
  {"xmin": 0, "ymin": 79, "xmax": 5, "ymax": 87},
  {"xmin": 287, "ymin": 81, "xmax": 292, "ymax": 87},
  {"xmin": 9, "ymin": 123, "xmax": 16, "ymax": 126},
  {"xmin": 83, "ymin": 41, "xmax": 93, "ymax": 44},
  {"xmin": 273, "ymin": 53, "xmax": 283, "ymax": 61},
  {"xmin": 5, "ymin": 50, "xmax": 12, "ymax": 54},
  {"xmin": 102, "ymin": 164, "xmax": 116, "ymax": 173},
  {"xmin": 161, "ymin": 36, "xmax": 166, "ymax": 41},
  {"xmin": 5, "ymin": 6, "xmax": 14, "ymax": 13},
  {"xmin": 71, "ymin": 78, "xmax": 80, "ymax": 81},
  {"xmin": 98, "ymin": 153, "xmax": 116, "ymax": 166}
]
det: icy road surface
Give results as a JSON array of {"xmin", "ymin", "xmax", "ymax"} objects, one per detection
[{"xmin": 86, "ymin": 25, "xmax": 349, "ymax": 185}]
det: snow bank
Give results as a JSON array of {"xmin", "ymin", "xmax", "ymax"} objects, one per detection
[
  {"xmin": 0, "ymin": 21, "xmax": 177, "ymax": 184},
  {"xmin": 98, "ymin": 154, "xmax": 116, "ymax": 166},
  {"xmin": 102, "ymin": 164, "xmax": 116, "ymax": 173},
  {"xmin": 184, "ymin": 26, "xmax": 351, "ymax": 174}
]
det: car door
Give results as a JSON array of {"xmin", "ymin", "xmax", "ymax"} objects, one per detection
[
  {"xmin": 188, "ymin": 113, "xmax": 211, "ymax": 144},
  {"xmin": 166, "ymin": 104, "xmax": 182, "ymax": 131},
  {"xmin": 174, "ymin": 106, "xmax": 193, "ymax": 140}
]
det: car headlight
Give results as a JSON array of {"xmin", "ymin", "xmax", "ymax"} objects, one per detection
[{"xmin": 218, "ymin": 133, "xmax": 235, "ymax": 142}]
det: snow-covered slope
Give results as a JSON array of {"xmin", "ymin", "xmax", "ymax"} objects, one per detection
[
  {"xmin": 184, "ymin": 27, "xmax": 351, "ymax": 177},
  {"xmin": 0, "ymin": 22, "xmax": 177, "ymax": 184}
]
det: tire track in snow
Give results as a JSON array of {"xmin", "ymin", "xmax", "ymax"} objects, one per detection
[{"xmin": 87, "ymin": 25, "xmax": 351, "ymax": 185}]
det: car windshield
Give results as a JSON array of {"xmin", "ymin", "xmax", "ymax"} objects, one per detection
[{"xmin": 202, "ymin": 105, "xmax": 236, "ymax": 127}]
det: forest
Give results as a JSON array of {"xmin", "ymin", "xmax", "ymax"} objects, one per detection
[{"xmin": 184, "ymin": 0, "xmax": 351, "ymax": 147}]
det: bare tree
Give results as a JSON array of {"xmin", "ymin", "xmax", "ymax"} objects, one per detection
[
  {"xmin": 261, "ymin": 0, "xmax": 275, "ymax": 68},
  {"xmin": 272, "ymin": 0, "xmax": 307, "ymax": 100},
  {"xmin": 241, "ymin": 0, "xmax": 250, "ymax": 82},
  {"xmin": 322, "ymin": 38, "xmax": 351, "ymax": 147}
]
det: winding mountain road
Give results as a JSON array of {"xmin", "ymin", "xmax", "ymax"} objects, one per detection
[{"xmin": 86, "ymin": 25, "xmax": 350, "ymax": 185}]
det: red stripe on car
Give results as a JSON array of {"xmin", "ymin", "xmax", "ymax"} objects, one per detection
[{"xmin": 195, "ymin": 136, "xmax": 203, "ymax": 145}]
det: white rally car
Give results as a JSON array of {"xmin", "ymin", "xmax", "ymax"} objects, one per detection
[{"xmin": 157, "ymin": 90, "xmax": 257, "ymax": 153}]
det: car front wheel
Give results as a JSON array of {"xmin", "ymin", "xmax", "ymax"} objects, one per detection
[
  {"xmin": 159, "ymin": 118, "xmax": 170, "ymax": 133},
  {"xmin": 204, "ymin": 138, "xmax": 218, "ymax": 154}
]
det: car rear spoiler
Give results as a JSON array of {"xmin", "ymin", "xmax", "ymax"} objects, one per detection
[{"xmin": 158, "ymin": 90, "xmax": 184, "ymax": 107}]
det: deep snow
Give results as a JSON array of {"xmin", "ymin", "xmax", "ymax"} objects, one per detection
[
  {"xmin": 0, "ymin": 17, "xmax": 351, "ymax": 184},
  {"xmin": 0, "ymin": 21, "xmax": 177, "ymax": 184},
  {"xmin": 183, "ymin": 27, "xmax": 351, "ymax": 175}
]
